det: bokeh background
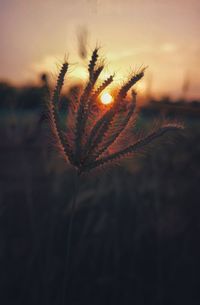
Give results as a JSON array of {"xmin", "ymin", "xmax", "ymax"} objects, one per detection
[{"xmin": 0, "ymin": 1, "xmax": 200, "ymax": 304}]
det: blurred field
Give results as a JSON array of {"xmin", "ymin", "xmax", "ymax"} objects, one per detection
[{"xmin": 0, "ymin": 84, "xmax": 200, "ymax": 305}]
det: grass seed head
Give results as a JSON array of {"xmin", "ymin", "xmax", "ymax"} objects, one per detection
[{"xmin": 45, "ymin": 49, "xmax": 184, "ymax": 175}]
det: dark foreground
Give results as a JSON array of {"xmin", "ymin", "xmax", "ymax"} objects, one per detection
[{"xmin": 0, "ymin": 108, "xmax": 200, "ymax": 305}]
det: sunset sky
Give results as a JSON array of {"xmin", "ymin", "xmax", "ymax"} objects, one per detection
[{"xmin": 0, "ymin": 0, "xmax": 200, "ymax": 99}]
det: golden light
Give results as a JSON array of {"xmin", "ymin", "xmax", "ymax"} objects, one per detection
[{"xmin": 100, "ymin": 92, "xmax": 113, "ymax": 105}]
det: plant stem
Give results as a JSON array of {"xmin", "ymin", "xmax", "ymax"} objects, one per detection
[{"xmin": 62, "ymin": 171, "xmax": 79, "ymax": 305}]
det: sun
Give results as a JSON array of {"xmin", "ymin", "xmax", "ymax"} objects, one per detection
[{"xmin": 100, "ymin": 92, "xmax": 113, "ymax": 105}]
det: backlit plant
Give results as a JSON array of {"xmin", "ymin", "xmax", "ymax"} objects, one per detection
[{"xmin": 45, "ymin": 48, "xmax": 183, "ymax": 175}]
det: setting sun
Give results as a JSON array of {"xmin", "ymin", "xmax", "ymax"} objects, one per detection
[{"xmin": 100, "ymin": 92, "xmax": 113, "ymax": 105}]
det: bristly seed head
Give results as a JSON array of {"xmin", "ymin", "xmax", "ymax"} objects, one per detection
[{"xmin": 45, "ymin": 49, "xmax": 184, "ymax": 175}]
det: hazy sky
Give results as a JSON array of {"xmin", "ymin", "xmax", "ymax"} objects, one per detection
[{"xmin": 1, "ymin": 0, "xmax": 200, "ymax": 98}]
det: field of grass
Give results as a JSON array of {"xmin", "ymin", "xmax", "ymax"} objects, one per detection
[{"xmin": 0, "ymin": 103, "xmax": 200, "ymax": 305}]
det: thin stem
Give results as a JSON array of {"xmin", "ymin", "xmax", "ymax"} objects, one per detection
[{"xmin": 62, "ymin": 171, "xmax": 79, "ymax": 305}]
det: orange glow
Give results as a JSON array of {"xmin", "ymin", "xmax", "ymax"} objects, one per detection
[
  {"xmin": 1, "ymin": 1, "xmax": 200, "ymax": 99},
  {"xmin": 100, "ymin": 92, "xmax": 113, "ymax": 105}
]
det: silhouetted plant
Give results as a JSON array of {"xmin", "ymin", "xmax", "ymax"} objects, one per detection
[
  {"xmin": 45, "ymin": 48, "xmax": 183, "ymax": 175},
  {"xmin": 44, "ymin": 48, "xmax": 184, "ymax": 305}
]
